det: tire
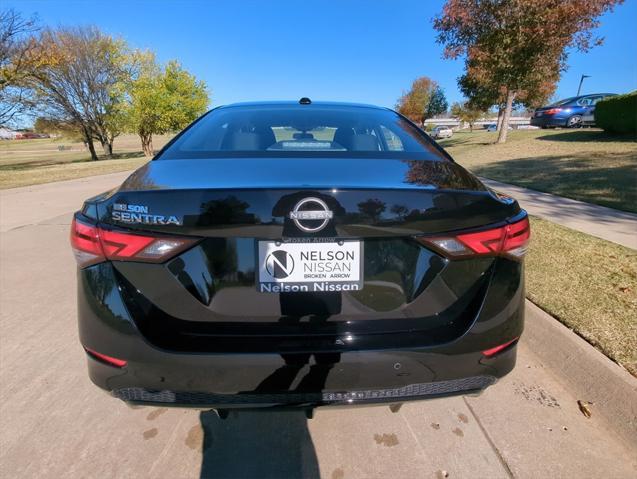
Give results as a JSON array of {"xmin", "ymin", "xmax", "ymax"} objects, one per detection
[{"xmin": 567, "ymin": 115, "xmax": 582, "ymax": 128}]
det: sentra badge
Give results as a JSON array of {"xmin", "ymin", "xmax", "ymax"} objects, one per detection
[{"xmin": 112, "ymin": 203, "xmax": 181, "ymax": 226}]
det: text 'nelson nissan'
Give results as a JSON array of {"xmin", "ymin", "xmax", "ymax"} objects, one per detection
[{"xmin": 71, "ymin": 99, "xmax": 529, "ymax": 412}]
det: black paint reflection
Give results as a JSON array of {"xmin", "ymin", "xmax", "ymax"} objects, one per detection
[
  {"xmin": 254, "ymin": 352, "xmax": 341, "ymax": 393},
  {"xmin": 102, "ymin": 184, "xmax": 517, "ymax": 239},
  {"xmin": 168, "ymin": 248, "xmax": 215, "ymax": 305},
  {"xmin": 357, "ymin": 198, "xmax": 386, "ymax": 223},
  {"xmin": 81, "ymin": 263, "xmax": 137, "ymax": 334},
  {"xmin": 252, "ymin": 292, "xmax": 342, "ymax": 393},
  {"xmin": 403, "ymin": 160, "xmax": 485, "ymax": 190},
  {"xmin": 184, "ymin": 195, "xmax": 259, "ymax": 227}
]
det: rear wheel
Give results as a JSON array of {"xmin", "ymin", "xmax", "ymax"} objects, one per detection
[{"xmin": 567, "ymin": 115, "xmax": 582, "ymax": 128}]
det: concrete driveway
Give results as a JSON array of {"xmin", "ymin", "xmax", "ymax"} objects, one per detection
[{"xmin": 1, "ymin": 174, "xmax": 635, "ymax": 478}]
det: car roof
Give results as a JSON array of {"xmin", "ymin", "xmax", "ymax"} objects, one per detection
[
  {"xmin": 546, "ymin": 93, "xmax": 617, "ymax": 107},
  {"xmin": 217, "ymin": 101, "xmax": 391, "ymax": 111},
  {"xmin": 572, "ymin": 93, "xmax": 617, "ymax": 100}
]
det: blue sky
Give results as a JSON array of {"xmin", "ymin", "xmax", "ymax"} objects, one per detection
[{"xmin": 9, "ymin": 0, "xmax": 637, "ymax": 109}]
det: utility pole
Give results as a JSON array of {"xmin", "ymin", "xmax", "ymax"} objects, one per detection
[{"xmin": 577, "ymin": 75, "xmax": 591, "ymax": 96}]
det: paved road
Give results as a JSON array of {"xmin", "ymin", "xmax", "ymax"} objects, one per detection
[
  {"xmin": 0, "ymin": 171, "xmax": 131, "ymax": 233},
  {"xmin": 1, "ymin": 174, "xmax": 636, "ymax": 478},
  {"xmin": 480, "ymin": 178, "xmax": 637, "ymax": 250}
]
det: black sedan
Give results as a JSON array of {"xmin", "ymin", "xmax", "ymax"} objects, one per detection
[{"xmin": 71, "ymin": 100, "xmax": 529, "ymax": 413}]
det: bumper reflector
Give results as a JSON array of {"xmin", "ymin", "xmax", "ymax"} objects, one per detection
[
  {"xmin": 482, "ymin": 338, "xmax": 519, "ymax": 357},
  {"xmin": 84, "ymin": 347, "xmax": 127, "ymax": 368}
]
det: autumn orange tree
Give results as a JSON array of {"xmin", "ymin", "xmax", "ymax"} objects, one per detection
[
  {"xmin": 396, "ymin": 76, "xmax": 447, "ymax": 126},
  {"xmin": 434, "ymin": 0, "xmax": 623, "ymax": 143},
  {"xmin": 459, "ymin": 51, "xmax": 559, "ymax": 131}
]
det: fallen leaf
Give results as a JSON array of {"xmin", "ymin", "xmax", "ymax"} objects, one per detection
[{"xmin": 577, "ymin": 400, "xmax": 592, "ymax": 418}]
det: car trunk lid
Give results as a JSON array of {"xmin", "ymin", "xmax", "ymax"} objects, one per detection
[{"xmin": 82, "ymin": 157, "xmax": 521, "ymax": 352}]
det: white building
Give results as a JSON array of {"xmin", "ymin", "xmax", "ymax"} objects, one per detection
[
  {"xmin": 0, "ymin": 127, "xmax": 18, "ymax": 139},
  {"xmin": 424, "ymin": 116, "xmax": 533, "ymax": 130}
]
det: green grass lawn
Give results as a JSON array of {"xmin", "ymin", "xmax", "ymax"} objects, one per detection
[
  {"xmin": 526, "ymin": 217, "xmax": 637, "ymax": 375},
  {"xmin": 0, "ymin": 134, "xmax": 172, "ymax": 189},
  {"xmin": 442, "ymin": 129, "xmax": 637, "ymax": 213}
]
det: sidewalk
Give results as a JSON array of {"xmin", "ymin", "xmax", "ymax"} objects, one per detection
[{"xmin": 480, "ymin": 177, "xmax": 637, "ymax": 249}]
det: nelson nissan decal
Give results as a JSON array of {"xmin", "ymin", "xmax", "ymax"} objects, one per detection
[
  {"xmin": 257, "ymin": 240, "xmax": 364, "ymax": 293},
  {"xmin": 111, "ymin": 203, "xmax": 182, "ymax": 226}
]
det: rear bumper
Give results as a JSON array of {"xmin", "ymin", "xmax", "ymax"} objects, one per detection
[
  {"xmin": 88, "ymin": 345, "xmax": 516, "ymax": 408},
  {"xmin": 530, "ymin": 116, "xmax": 567, "ymax": 127},
  {"xmin": 78, "ymin": 256, "xmax": 524, "ymax": 409}
]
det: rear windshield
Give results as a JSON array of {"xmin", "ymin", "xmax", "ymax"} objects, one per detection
[
  {"xmin": 548, "ymin": 97, "xmax": 576, "ymax": 107},
  {"xmin": 157, "ymin": 105, "xmax": 444, "ymax": 160}
]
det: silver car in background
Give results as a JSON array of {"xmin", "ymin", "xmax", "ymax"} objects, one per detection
[{"xmin": 430, "ymin": 125, "xmax": 453, "ymax": 139}]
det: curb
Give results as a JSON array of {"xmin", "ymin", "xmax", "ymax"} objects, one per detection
[{"xmin": 523, "ymin": 300, "xmax": 637, "ymax": 447}]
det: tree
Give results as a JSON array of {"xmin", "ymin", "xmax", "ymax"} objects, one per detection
[
  {"xmin": 396, "ymin": 76, "xmax": 438, "ymax": 126},
  {"xmin": 390, "ymin": 204, "xmax": 409, "ymax": 219},
  {"xmin": 33, "ymin": 116, "xmax": 83, "ymax": 140},
  {"xmin": 0, "ymin": 9, "xmax": 38, "ymax": 127},
  {"xmin": 357, "ymin": 198, "xmax": 386, "ymax": 222},
  {"xmin": 23, "ymin": 26, "xmax": 131, "ymax": 160},
  {"xmin": 125, "ymin": 54, "xmax": 209, "ymax": 156},
  {"xmin": 434, "ymin": 0, "xmax": 622, "ymax": 143},
  {"xmin": 425, "ymin": 85, "xmax": 448, "ymax": 121},
  {"xmin": 460, "ymin": 47, "xmax": 559, "ymax": 134},
  {"xmin": 451, "ymin": 101, "xmax": 484, "ymax": 131}
]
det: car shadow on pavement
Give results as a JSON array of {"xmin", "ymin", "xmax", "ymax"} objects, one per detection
[{"xmin": 198, "ymin": 409, "xmax": 320, "ymax": 479}]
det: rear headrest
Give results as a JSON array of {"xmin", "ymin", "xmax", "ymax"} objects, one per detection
[
  {"xmin": 257, "ymin": 128, "xmax": 276, "ymax": 149},
  {"xmin": 333, "ymin": 127, "xmax": 354, "ymax": 149},
  {"xmin": 222, "ymin": 132, "xmax": 262, "ymax": 151},
  {"xmin": 349, "ymin": 134, "xmax": 380, "ymax": 151}
]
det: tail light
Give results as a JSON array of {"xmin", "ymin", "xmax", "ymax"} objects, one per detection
[
  {"xmin": 71, "ymin": 217, "xmax": 197, "ymax": 268},
  {"xmin": 417, "ymin": 216, "xmax": 530, "ymax": 260},
  {"xmin": 544, "ymin": 108, "xmax": 562, "ymax": 115}
]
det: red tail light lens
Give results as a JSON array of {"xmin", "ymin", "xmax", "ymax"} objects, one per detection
[
  {"xmin": 70, "ymin": 218, "xmax": 105, "ymax": 267},
  {"xmin": 482, "ymin": 337, "xmax": 519, "ymax": 357},
  {"xmin": 70, "ymin": 217, "xmax": 197, "ymax": 268},
  {"xmin": 456, "ymin": 226, "xmax": 507, "ymax": 254},
  {"xmin": 544, "ymin": 108, "xmax": 562, "ymax": 115},
  {"xmin": 417, "ymin": 216, "xmax": 530, "ymax": 260},
  {"xmin": 99, "ymin": 229, "xmax": 156, "ymax": 260},
  {"xmin": 84, "ymin": 347, "xmax": 127, "ymax": 368},
  {"xmin": 501, "ymin": 216, "xmax": 531, "ymax": 257}
]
